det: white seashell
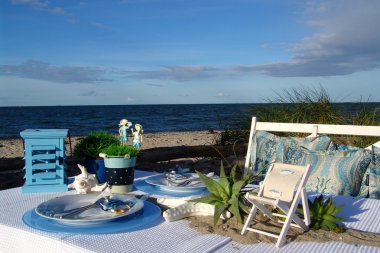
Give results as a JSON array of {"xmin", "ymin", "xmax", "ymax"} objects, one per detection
[
  {"xmin": 68, "ymin": 164, "xmax": 107, "ymax": 194},
  {"xmin": 91, "ymin": 183, "xmax": 108, "ymax": 192},
  {"xmin": 163, "ymin": 202, "xmax": 231, "ymax": 222}
]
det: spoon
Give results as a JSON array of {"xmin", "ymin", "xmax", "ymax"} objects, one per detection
[
  {"xmin": 54, "ymin": 196, "xmax": 110, "ymax": 218},
  {"xmin": 167, "ymin": 172, "xmax": 215, "ymax": 186}
]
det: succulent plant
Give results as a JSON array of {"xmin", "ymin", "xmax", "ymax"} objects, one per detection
[
  {"xmin": 191, "ymin": 162, "xmax": 256, "ymax": 225},
  {"xmin": 299, "ymin": 194, "xmax": 345, "ymax": 232}
]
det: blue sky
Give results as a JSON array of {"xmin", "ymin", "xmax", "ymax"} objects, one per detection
[{"xmin": 0, "ymin": 0, "xmax": 379, "ymax": 106}]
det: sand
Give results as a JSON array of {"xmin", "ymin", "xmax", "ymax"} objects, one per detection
[
  {"xmin": 0, "ymin": 131, "xmax": 234, "ymax": 190},
  {"xmin": 187, "ymin": 214, "xmax": 380, "ymax": 248},
  {"xmin": 0, "ymin": 131, "xmax": 220, "ymax": 159}
]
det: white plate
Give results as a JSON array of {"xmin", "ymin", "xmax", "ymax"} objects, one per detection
[
  {"xmin": 145, "ymin": 173, "xmax": 207, "ymax": 193},
  {"xmin": 35, "ymin": 194, "xmax": 144, "ymax": 225}
]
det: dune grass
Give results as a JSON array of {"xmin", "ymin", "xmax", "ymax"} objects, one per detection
[{"xmin": 217, "ymin": 86, "xmax": 380, "ymax": 148}]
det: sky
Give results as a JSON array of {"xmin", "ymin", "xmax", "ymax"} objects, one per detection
[{"xmin": 0, "ymin": 0, "xmax": 380, "ymax": 106}]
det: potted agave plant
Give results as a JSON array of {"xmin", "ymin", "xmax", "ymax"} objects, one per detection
[
  {"xmin": 99, "ymin": 144, "xmax": 139, "ymax": 194},
  {"xmin": 73, "ymin": 131, "xmax": 119, "ymax": 183}
]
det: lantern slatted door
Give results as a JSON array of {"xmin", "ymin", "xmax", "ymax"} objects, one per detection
[{"xmin": 21, "ymin": 129, "xmax": 69, "ymax": 193}]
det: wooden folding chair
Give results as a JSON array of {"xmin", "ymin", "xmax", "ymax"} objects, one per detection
[{"xmin": 241, "ymin": 162, "xmax": 311, "ymax": 248}]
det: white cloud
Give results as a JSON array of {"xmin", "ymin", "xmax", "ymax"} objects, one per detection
[
  {"xmin": 0, "ymin": 60, "xmax": 111, "ymax": 83},
  {"xmin": 241, "ymin": 0, "xmax": 380, "ymax": 77},
  {"xmin": 144, "ymin": 83, "xmax": 164, "ymax": 87},
  {"xmin": 11, "ymin": 0, "xmax": 69, "ymax": 16},
  {"xmin": 214, "ymin": 92, "xmax": 230, "ymax": 98},
  {"xmin": 121, "ymin": 65, "xmax": 221, "ymax": 81}
]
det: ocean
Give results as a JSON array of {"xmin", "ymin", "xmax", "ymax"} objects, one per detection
[{"xmin": 0, "ymin": 103, "xmax": 379, "ymax": 138}]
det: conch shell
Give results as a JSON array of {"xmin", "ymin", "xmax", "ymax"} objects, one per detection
[{"xmin": 68, "ymin": 164, "xmax": 108, "ymax": 194}]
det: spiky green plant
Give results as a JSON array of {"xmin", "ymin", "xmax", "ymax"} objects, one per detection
[
  {"xmin": 73, "ymin": 131, "xmax": 119, "ymax": 159},
  {"xmin": 298, "ymin": 195, "xmax": 345, "ymax": 232},
  {"xmin": 101, "ymin": 144, "xmax": 139, "ymax": 157},
  {"xmin": 191, "ymin": 162, "xmax": 256, "ymax": 225}
]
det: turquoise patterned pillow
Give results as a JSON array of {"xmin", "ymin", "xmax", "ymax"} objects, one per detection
[
  {"xmin": 289, "ymin": 135, "xmax": 332, "ymax": 150},
  {"xmin": 368, "ymin": 166, "xmax": 380, "ymax": 199},
  {"xmin": 359, "ymin": 146, "xmax": 380, "ymax": 199},
  {"xmin": 333, "ymin": 143, "xmax": 361, "ymax": 151},
  {"xmin": 248, "ymin": 131, "xmax": 332, "ymax": 183},
  {"xmin": 333, "ymin": 144, "xmax": 379, "ymax": 199},
  {"xmin": 248, "ymin": 131, "xmax": 281, "ymax": 180},
  {"xmin": 276, "ymin": 135, "xmax": 332, "ymax": 165},
  {"xmin": 277, "ymin": 142, "xmax": 371, "ymax": 196},
  {"xmin": 358, "ymin": 168, "xmax": 369, "ymax": 197}
]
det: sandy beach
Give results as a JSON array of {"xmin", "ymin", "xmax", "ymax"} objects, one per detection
[
  {"xmin": 0, "ymin": 131, "xmax": 220, "ymax": 159},
  {"xmin": 0, "ymin": 130, "xmax": 247, "ymax": 190}
]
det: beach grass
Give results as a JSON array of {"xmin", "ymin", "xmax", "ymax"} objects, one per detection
[{"xmin": 217, "ymin": 86, "xmax": 380, "ymax": 147}]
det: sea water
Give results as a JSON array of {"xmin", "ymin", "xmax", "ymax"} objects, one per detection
[{"xmin": 0, "ymin": 103, "xmax": 379, "ymax": 138}]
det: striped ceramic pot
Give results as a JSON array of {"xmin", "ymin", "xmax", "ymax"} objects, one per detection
[{"xmin": 102, "ymin": 155, "xmax": 136, "ymax": 194}]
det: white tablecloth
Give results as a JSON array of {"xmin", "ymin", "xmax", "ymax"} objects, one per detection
[{"xmin": 1, "ymin": 170, "xmax": 379, "ymax": 253}]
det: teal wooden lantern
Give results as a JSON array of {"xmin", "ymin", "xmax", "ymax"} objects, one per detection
[{"xmin": 20, "ymin": 129, "xmax": 69, "ymax": 193}]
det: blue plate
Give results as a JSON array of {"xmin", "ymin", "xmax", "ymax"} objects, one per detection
[
  {"xmin": 23, "ymin": 201, "xmax": 162, "ymax": 234},
  {"xmin": 35, "ymin": 194, "xmax": 144, "ymax": 225},
  {"xmin": 145, "ymin": 173, "xmax": 207, "ymax": 193},
  {"xmin": 134, "ymin": 180, "xmax": 209, "ymax": 198}
]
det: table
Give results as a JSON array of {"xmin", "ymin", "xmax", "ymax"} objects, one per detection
[
  {"xmin": 1, "ymin": 170, "xmax": 379, "ymax": 253},
  {"xmin": 0, "ymin": 171, "xmax": 231, "ymax": 253}
]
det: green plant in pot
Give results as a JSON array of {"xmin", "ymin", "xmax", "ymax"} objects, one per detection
[
  {"xmin": 99, "ymin": 144, "xmax": 139, "ymax": 194},
  {"xmin": 73, "ymin": 131, "xmax": 119, "ymax": 183}
]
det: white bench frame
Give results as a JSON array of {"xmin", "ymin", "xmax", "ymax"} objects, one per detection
[{"xmin": 244, "ymin": 117, "xmax": 380, "ymax": 174}]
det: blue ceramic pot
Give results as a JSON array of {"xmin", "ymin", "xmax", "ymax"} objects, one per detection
[{"xmin": 84, "ymin": 159, "xmax": 106, "ymax": 184}]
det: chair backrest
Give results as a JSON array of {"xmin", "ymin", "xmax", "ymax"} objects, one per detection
[{"xmin": 262, "ymin": 163, "xmax": 310, "ymax": 203}]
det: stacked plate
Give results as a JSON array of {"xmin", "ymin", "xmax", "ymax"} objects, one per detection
[
  {"xmin": 135, "ymin": 172, "xmax": 214, "ymax": 198},
  {"xmin": 146, "ymin": 173, "xmax": 208, "ymax": 192},
  {"xmin": 23, "ymin": 194, "xmax": 162, "ymax": 234}
]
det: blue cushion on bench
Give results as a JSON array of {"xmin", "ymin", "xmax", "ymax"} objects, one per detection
[
  {"xmin": 248, "ymin": 131, "xmax": 332, "ymax": 183},
  {"xmin": 359, "ymin": 146, "xmax": 380, "ymax": 199},
  {"xmin": 277, "ymin": 142, "xmax": 371, "ymax": 196},
  {"xmin": 275, "ymin": 135, "xmax": 332, "ymax": 164},
  {"xmin": 249, "ymin": 131, "xmax": 281, "ymax": 180}
]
